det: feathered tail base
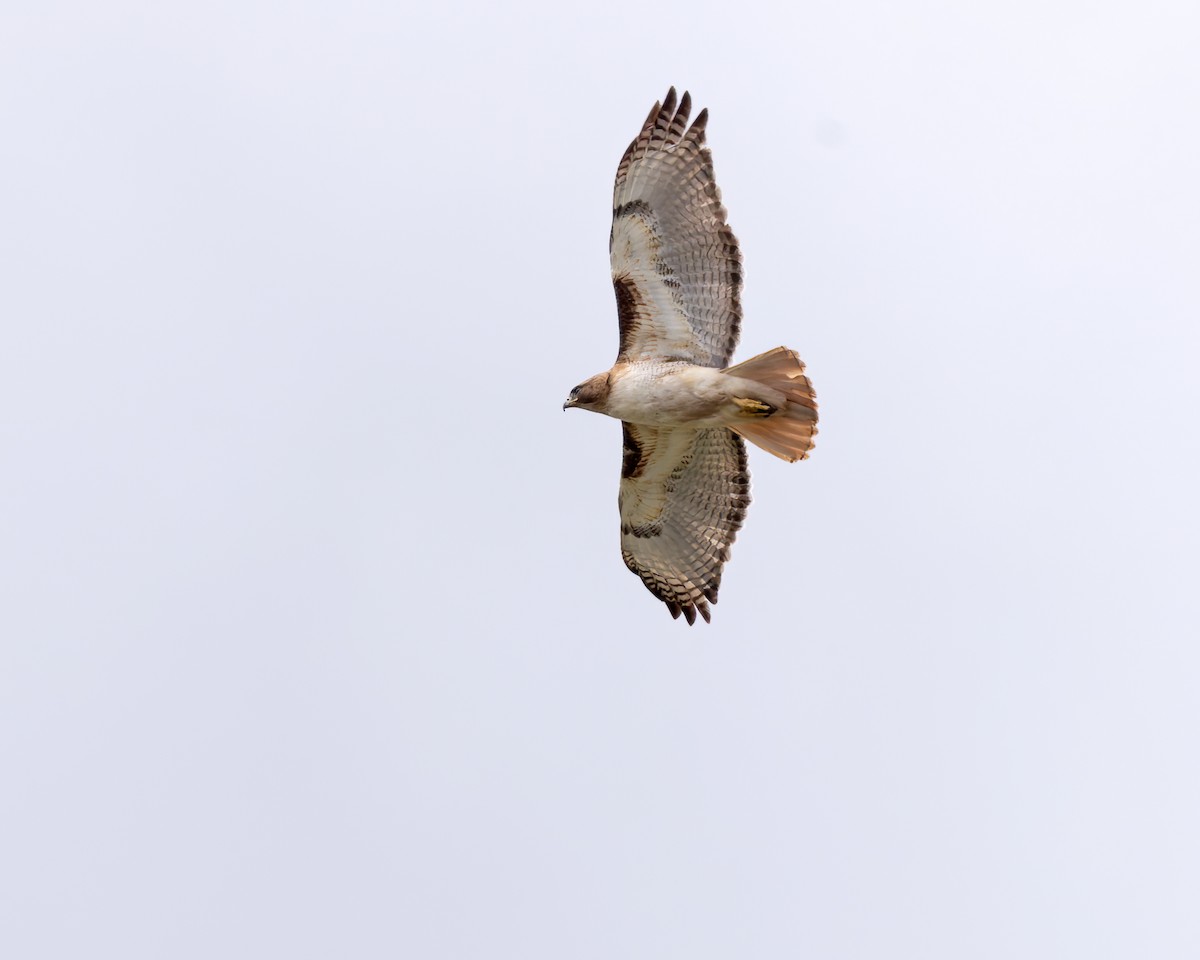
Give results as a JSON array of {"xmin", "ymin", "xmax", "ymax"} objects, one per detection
[{"xmin": 724, "ymin": 347, "xmax": 818, "ymax": 463}]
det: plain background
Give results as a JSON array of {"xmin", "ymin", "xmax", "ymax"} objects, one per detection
[{"xmin": 3, "ymin": 1, "xmax": 1198, "ymax": 957}]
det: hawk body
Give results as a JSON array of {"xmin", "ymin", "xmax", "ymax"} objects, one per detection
[
  {"xmin": 605, "ymin": 361, "xmax": 791, "ymax": 428},
  {"xmin": 565, "ymin": 89, "xmax": 818, "ymax": 624}
]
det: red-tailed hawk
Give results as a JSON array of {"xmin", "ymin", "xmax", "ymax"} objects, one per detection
[{"xmin": 564, "ymin": 88, "xmax": 818, "ymax": 624}]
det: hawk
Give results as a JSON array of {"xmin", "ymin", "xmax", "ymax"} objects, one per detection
[{"xmin": 564, "ymin": 88, "xmax": 818, "ymax": 624}]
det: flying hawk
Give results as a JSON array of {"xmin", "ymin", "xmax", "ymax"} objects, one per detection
[{"xmin": 564, "ymin": 88, "xmax": 818, "ymax": 624}]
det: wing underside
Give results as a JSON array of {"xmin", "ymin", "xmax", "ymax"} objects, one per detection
[
  {"xmin": 619, "ymin": 423, "xmax": 750, "ymax": 624},
  {"xmin": 610, "ymin": 88, "xmax": 743, "ymax": 368}
]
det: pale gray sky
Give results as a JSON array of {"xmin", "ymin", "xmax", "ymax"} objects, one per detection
[{"xmin": 3, "ymin": 1, "xmax": 1199, "ymax": 957}]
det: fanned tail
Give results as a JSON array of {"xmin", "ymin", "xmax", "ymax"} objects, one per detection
[{"xmin": 724, "ymin": 347, "xmax": 818, "ymax": 463}]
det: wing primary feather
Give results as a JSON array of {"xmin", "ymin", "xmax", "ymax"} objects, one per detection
[
  {"xmin": 619, "ymin": 96, "xmax": 663, "ymax": 188},
  {"xmin": 660, "ymin": 86, "xmax": 677, "ymax": 124},
  {"xmin": 668, "ymin": 91, "xmax": 691, "ymax": 143}
]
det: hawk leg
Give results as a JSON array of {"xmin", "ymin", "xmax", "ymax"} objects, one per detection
[{"xmin": 732, "ymin": 396, "xmax": 776, "ymax": 418}]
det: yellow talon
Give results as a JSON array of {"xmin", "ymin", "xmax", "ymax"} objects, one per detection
[{"xmin": 733, "ymin": 396, "xmax": 774, "ymax": 417}]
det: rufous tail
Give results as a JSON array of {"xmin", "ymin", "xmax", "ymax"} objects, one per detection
[{"xmin": 724, "ymin": 347, "xmax": 818, "ymax": 463}]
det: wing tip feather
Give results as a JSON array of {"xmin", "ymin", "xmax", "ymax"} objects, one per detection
[
  {"xmin": 673, "ymin": 598, "xmax": 713, "ymax": 626},
  {"xmin": 662, "ymin": 86, "xmax": 677, "ymax": 116}
]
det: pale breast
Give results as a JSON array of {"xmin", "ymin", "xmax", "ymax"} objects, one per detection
[{"xmin": 606, "ymin": 361, "xmax": 733, "ymax": 427}]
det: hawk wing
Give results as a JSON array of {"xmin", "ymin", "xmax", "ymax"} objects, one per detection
[
  {"xmin": 610, "ymin": 88, "xmax": 743, "ymax": 368},
  {"xmin": 619, "ymin": 423, "xmax": 750, "ymax": 624}
]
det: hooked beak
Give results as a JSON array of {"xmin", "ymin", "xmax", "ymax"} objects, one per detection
[{"xmin": 563, "ymin": 398, "xmax": 576, "ymax": 411}]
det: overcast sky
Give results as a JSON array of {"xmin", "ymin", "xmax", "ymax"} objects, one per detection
[{"xmin": 3, "ymin": 1, "xmax": 1199, "ymax": 957}]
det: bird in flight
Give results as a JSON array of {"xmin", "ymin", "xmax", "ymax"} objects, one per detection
[{"xmin": 564, "ymin": 88, "xmax": 819, "ymax": 624}]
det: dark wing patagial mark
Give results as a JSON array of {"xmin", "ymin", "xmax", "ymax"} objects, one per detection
[
  {"xmin": 613, "ymin": 277, "xmax": 644, "ymax": 361},
  {"xmin": 621, "ymin": 422, "xmax": 645, "ymax": 479}
]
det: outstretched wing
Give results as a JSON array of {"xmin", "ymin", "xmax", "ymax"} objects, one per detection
[
  {"xmin": 611, "ymin": 88, "xmax": 743, "ymax": 368},
  {"xmin": 619, "ymin": 423, "xmax": 750, "ymax": 624}
]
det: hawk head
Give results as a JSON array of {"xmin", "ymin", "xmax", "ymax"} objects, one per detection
[{"xmin": 563, "ymin": 373, "xmax": 611, "ymax": 412}]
